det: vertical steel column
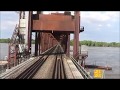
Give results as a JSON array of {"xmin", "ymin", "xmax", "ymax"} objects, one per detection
[
  {"xmin": 73, "ymin": 11, "xmax": 80, "ymax": 59},
  {"xmin": 49, "ymin": 35, "xmax": 51, "ymax": 48},
  {"xmin": 66, "ymin": 33, "xmax": 70, "ymax": 56},
  {"xmin": 35, "ymin": 32, "xmax": 38, "ymax": 56},
  {"xmin": 53, "ymin": 39, "xmax": 55, "ymax": 46},
  {"xmin": 38, "ymin": 32, "xmax": 41, "ymax": 55},
  {"xmin": 14, "ymin": 48, "xmax": 17, "ymax": 66},
  {"xmin": 44, "ymin": 33, "xmax": 46, "ymax": 51},
  {"xmin": 51, "ymin": 38, "xmax": 54, "ymax": 47},
  {"xmin": 50, "ymin": 35, "xmax": 52, "ymax": 48},
  {"xmin": 28, "ymin": 11, "xmax": 33, "ymax": 54},
  {"xmin": 47, "ymin": 33, "xmax": 49, "ymax": 50},
  {"xmin": 45, "ymin": 33, "xmax": 47, "ymax": 51},
  {"xmin": 48, "ymin": 34, "xmax": 50, "ymax": 49},
  {"xmin": 41, "ymin": 33, "xmax": 44, "ymax": 53},
  {"xmin": 43, "ymin": 33, "xmax": 45, "ymax": 51},
  {"xmin": 64, "ymin": 34, "xmax": 67, "ymax": 54},
  {"xmin": 63, "ymin": 35, "xmax": 66, "ymax": 53},
  {"xmin": 8, "ymin": 45, "xmax": 11, "ymax": 69},
  {"xmin": 45, "ymin": 33, "xmax": 48, "ymax": 50}
]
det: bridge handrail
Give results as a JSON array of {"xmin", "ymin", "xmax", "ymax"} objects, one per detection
[{"xmin": 70, "ymin": 56, "xmax": 93, "ymax": 79}]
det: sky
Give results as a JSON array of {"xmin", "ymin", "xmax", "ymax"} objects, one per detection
[{"xmin": 0, "ymin": 11, "xmax": 119, "ymax": 43}]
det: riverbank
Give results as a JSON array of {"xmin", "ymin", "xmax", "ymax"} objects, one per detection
[{"xmin": 0, "ymin": 39, "xmax": 120, "ymax": 47}]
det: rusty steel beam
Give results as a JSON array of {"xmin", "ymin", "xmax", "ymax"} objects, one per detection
[
  {"xmin": 43, "ymin": 33, "xmax": 45, "ymax": 52},
  {"xmin": 44, "ymin": 33, "xmax": 47, "ymax": 51},
  {"xmin": 50, "ymin": 36, "xmax": 53, "ymax": 47},
  {"xmin": 45, "ymin": 33, "xmax": 48, "ymax": 50},
  {"xmin": 46, "ymin": 33, "xmax": 49, "ymax": 50},
  {"xmin": 73, "ymin": 11, "xmax": 80, "ymax": 59},
  {"xmin": 27, "ymin": 11, "xmax": 83, "ymax": 58},
  {"xmin": 28, "ymin": 11, "xmax": 33, "ymax": 54},
  {"xmin": 38, "ymin": 32, "xmax": 41, "ymax": 55},
  {"xmin": 52, "ymin": 38, "xmax": 54, "ymax": 47},
  {"xmin": 35, "ymin": 32, "xmax": 39, "ymax": 56},
  {"xmin": 64, "ymin": 34, "xmax": 67, "ymax": 54},
  {"xmin": 66, "ymin": 33, "xmax": 70, "ymax": 56},
  {"xmin": 48, "ymin": 34, "xmax": 50, "ymax": 49},
  {"xmin": 32, "ymin": 14, "xmax": 75, "ymax": 32},
  {"xmin": 41, "ymin": 32, "xmax": 44, "ymax": 53}
]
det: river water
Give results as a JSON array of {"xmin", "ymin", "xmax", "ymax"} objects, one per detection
[{"xmin": 0, "ymin": 43, "xmax": 120, "ymax": 79}]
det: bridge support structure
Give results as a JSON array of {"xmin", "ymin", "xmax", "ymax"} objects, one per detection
[{"xmin": 28, "ymin": 11, "xmax": 84, "ymax": 58}]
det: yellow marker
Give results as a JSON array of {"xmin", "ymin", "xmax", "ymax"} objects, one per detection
[{"xmin": 94, "ymin": 69, "xmax": 104, "ymax": 79}]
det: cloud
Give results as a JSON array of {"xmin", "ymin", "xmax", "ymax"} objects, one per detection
[
  {"xmin": 0, "ymin": 11, "xmax": 30, "ymax": 39},
  {"xmin": 106, "ymin": 24, "xmax": 111, "ymax": 27},
  {"xmin": 81, "ymin": 11, "xmax": 119, "ymax": 23},
  {"xmin": 98, "ymin": 24, "xmax": 102, "ymax": 27},
  {"xmin": 1, "ymin": 20, "xmax": 18, "ymax": 30},
  {"xmin": 81, "ymin": 11, "xmax": 119, "ymax": 30},
  {"xmin": 81, "ymin": 11, "xmax": 119, "ymax": 31},
  {"xmin": 80, "ymin": 11, "xmax": 119, "ymax": 42}
]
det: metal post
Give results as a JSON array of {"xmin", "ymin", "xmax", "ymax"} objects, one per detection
[
  {"xmin": 66, "ymin": 33, "xmax": 70, "ymax": 56},
  {"xmin": 7, "ymin": 45, "xmax": 11, "ymax": 69},
  {"xmin": 48, "ymin": 34, "xmax": 50, "ymax": 49},
  {"xmin": 52, "ymin": 38, "xmax": 53, "ymax": 47},
  {"xmin": 35, "ymin": 32, "xmax": 38, "ymax": 56},
  {"xmin": 64, "ymin": 34, "xmax": 67, "ymax": 54},
  {"xmin": 28, "ymin": 11, "xmax": 33, "ymax": 54},
  {"xmin": 43, "ymin": 33, "xmax": 46, "ymax": 51},
  {"xmin": 38, "ymin": 32, "xmax": 41, "ymax": 55},
  {"xmin": 41, "ymin": 33, "xmax": 45, "ymax": 53},
  {"xmin": 73, "ymin": 11, "xmax": 80, "ymax": 59},
  {"xmin": 44, "ymin": 33, "xmax": 47, "ymax": 51},
  {"xmin": 47, "ymin": 33, "xmax": 49, "ymax": 50},
  {"xmin": 41, "ymin": 33, "xmax": 43, "ymax": 53}
]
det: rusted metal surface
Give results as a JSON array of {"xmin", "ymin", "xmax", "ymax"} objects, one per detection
[
  {"xmin": 28, "ymin": 11, "xmax": 33, "ymax": 54},
  {"xmin": 35, "ymin": 32, "xmax": 39, "ymax": 56},
  {"xmin": 32, "ymin": 20, "xmax": 75, "ymax": 32},
  {"xmin": 41, "ymin": 33, "xmax": 44, "ymax": 53},
  {"xmin": 27, "ymin": 11, "xmax": 84, "ymax": 61},
  {"xmin": 32, "ymin": 13, "xmax": 74, "ymax": 32},
  {"xmin": 6, "ymin": 11, "xmax": 85, "ymax": 70},
  {"xmin": 73, "ymin": 11, "xmax": 80, "ymax": 59},
  {"xmin": 66, "ymin": 33, "xmax": 70, "ymax": 56}
]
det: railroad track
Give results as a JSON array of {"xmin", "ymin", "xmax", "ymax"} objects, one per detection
[
  {"xmin": 70, "ymin": 56, "xmax": 93, "ymax": 79},
  {"xmin": 52, "ymin": 45, "xmax": 66, "ymax": 79},
  {"xmin": 15, "ymin": 45, "xmax": 57, "ymax": 79},
  {"xmin": 15, "ymin": 44, "xmax": 67, "ymax": 79}
]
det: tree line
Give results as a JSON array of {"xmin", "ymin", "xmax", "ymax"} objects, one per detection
[
  {"xmin": 0, "ymin": 38, "xmax": 11, "ymax": 43},
  {"xmin": 0, "ymin": 38, "xmax": 120, "ymax": 47},
  {"xmin": 70, "ymin": 40, "xmax": 120, "ymax": 47},
  {"xmin": 0, "ymin": 38, "xmax": 35, "ymax": 44}
]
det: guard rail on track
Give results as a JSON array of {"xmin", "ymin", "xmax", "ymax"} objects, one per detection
[{"xmin": 70, "ymin": 56, "xmax": 93, "ymax": 79}]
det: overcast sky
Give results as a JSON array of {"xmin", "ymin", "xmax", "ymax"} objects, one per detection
[{"xmin": 0, "ymin": 11, "xmax": 119, "ymax": 42}]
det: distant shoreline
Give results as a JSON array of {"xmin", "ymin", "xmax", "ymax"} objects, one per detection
[
  {"xmin": 0, "ymin": 39, "xmax": 120, "ymax": 47},
  {"xmin": 0, "ymin": 43, "xmax": 120, "ymax": 48}
]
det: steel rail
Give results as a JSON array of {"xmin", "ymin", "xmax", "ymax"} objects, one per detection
[
  {"xmin": 70, "ymin": 56, "xmax": 93, "ymax": 79},
  {"xmin": 16, "ymin": 45, "xmax": 57, "ymax": 79}
]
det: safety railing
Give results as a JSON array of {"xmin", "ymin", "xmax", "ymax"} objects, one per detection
[{"xmin": 70, "ymin": 56, "xmax": 93, "ymax": 79}]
